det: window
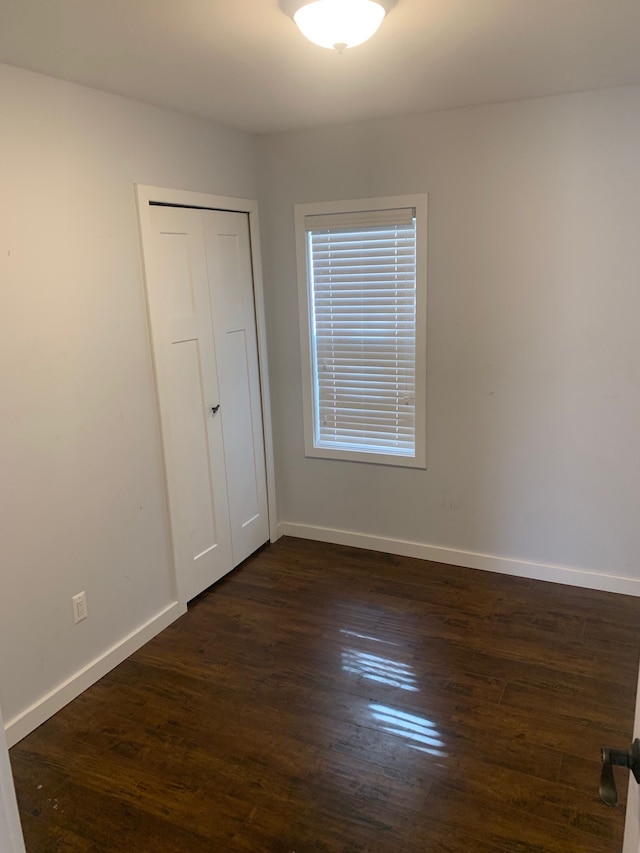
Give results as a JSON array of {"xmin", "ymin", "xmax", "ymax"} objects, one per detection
[{"xmin": 295, "ymin": 195, "xmax": 427, "ymax": 467}]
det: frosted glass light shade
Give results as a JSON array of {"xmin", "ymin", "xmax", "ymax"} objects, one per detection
[{"xmin": 293, "ymin": 0, "xmax": 388, "ymax": 50}]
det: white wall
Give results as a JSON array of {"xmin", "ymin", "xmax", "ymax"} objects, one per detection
[
  {"xmin": 0, "ymin": 63, "xmax": 258, "ymax": 741},
  {"xmin": 258, "ymin": 86, "xmax": 640, "ymax": 592}
]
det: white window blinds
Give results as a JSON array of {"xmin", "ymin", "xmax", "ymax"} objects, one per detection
[{"xmin": 305, "ymin": 208, "xmax": 417, "ymax": 457}]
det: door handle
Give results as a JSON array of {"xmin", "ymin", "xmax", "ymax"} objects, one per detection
[
  {"xmin": 211, "ymin": 404, "xmax": 220, "ymax": 416},
  {"xmin": 599, "ymin": 739, "xmax": 640, "ymax": 806}
]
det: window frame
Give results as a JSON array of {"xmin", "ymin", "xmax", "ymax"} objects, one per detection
[{"xmin": 295, "ymin": 194, "xmax": 428, "ymax": 468}]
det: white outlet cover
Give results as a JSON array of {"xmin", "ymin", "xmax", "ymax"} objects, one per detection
[{"xmin": 72, "ymin": 592, "xmax": 88, "ymax": 624}]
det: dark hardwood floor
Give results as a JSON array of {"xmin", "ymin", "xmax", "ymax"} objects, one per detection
[{"xmin": 10, "ymin": 537, "xmax": 640, "ymax": 852}]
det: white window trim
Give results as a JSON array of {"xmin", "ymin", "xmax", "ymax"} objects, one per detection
[{"xmin": 295, "ymin": 194, "xmax": 427, "ymax": 468}]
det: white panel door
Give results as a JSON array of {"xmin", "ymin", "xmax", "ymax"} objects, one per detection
[
  {"xmin": 203, "ymin": 211, "xmax": 269, "ymax": 565},
  {"xmin": 145, "ymin": 204, "xmax": 269, "ymax": 602},
  {"xmin": 0, "ymin": 702, "xmax": 25, "ymax": 853},
  {"xmin": 623, "ymin": 668, "xmax": 640, "ymax": 853},
  {"xmin": 147, "ymin": 205, "xmax": 233, "ymax": 602}
]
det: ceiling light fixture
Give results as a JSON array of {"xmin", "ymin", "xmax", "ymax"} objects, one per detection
[{"xmin": 280, "ymin": 0, "xmax": 398, "ymax": 51}]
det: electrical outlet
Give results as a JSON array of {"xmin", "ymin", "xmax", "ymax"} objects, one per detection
[{"xmin": 72, "ymin": 591, "xmax": 88, "ymax": 624}]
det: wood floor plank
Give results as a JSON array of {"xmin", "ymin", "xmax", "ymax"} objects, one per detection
[
  {"xmin": 451, "ymin": 697, "xmax": 631, "ymax": 764},
  {"xmin": 423, "ymin": 783, "xmax": 616, "ymax": 853},
  {"xmin": 501, "ymin": 680, "xmax": 637, "ymax": 732},
  {"xmin": 437, "ymin": 753, "xmax": 622, "ymax": 843},
  {"xmin": 9, "ymin": 537, "xmax": 639, "ymax": 852}
]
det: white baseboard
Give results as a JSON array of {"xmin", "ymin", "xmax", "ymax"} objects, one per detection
[
  {"xmin": 4, "ymin": 600, "xmax": 186, "ymax": 748},
  {"xmin": 277, "ymin": 522, "xmax": 640, "ymax": 597}
]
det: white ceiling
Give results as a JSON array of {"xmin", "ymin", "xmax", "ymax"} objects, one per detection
[{"xmin": 1, "ymin": 0, "xmax": 639, "ymax": 134}]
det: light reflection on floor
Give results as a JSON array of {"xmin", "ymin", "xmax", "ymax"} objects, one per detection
[
  {"xmin": 369, "ymin": 704, "xmax": 447, "ymax": 757},
  {"xmin": 340, "ymin": 627, "xmax": 447, "ymax": 758},
  {"xmin": 340, "ymin": 629, "xmax": 401, "ymax": 647},
  {"xmin": 341, "ymin": 648, "xmax": 419, "ymax": 691}
]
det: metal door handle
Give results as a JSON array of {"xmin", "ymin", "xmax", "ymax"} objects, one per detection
[
  {"xmin": 599, "ymin": 739, "xmax": 640, "ymax": 806},
  {"xmin": 211, "ymin": 404, "xmax": 220, "ymax": 416}
]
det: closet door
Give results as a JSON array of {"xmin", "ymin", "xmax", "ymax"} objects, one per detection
[
  {"xmin": 146, "ymin": 205, "xmax": 230, "ymax": 602},
  {"xmin": 145, "ymin": 204, "xmax": 269, "ymax": 602},
  {"xmin": 203, "ymin": 211, "xmax": 269, "ymax": 565}
]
